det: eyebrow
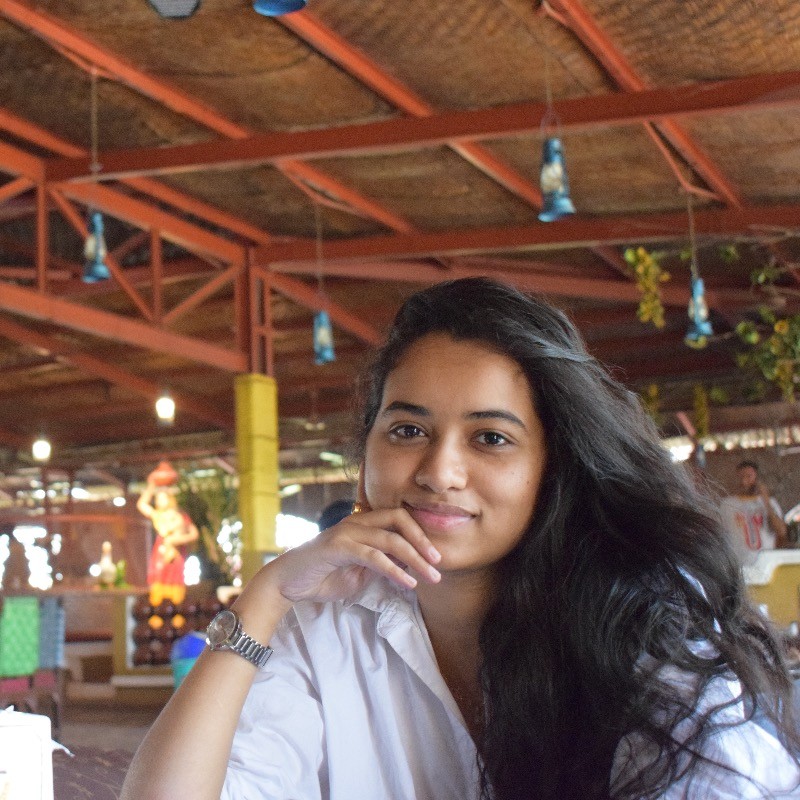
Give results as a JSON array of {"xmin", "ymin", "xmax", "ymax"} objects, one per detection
[{"xmin": 381, "ymin": 401, "xmax": 527, "ymax": 430}]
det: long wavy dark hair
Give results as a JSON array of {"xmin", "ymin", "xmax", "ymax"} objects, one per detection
[{"xmin": 356, "ymin": 277, "xmax": 800, "ymax": 800}]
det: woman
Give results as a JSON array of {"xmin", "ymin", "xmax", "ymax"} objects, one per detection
[{"xmin": 122, "ymin": 278, "xmax": 800, "ymax": 799}]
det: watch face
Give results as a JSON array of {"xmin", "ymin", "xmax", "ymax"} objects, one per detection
[{"xmin": 207, "ymin": 609, "xmax": 237, "ymax": 648}]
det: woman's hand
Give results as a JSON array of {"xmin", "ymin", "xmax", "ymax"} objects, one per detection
[{"xmin": 265, "ymin": 507, "xmax": 442, "ymax": 606}]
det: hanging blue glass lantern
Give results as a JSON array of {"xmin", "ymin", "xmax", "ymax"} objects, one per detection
[
  {"xmin": 538, "ymin": 136, "xmax": 576, "ymax": 222},
  {"xmin": 253, "ymin": 0, "xmax": 306, "ymax": 15},
  {"xmin": 684, "ymin": 274, "xmax": 713, "ymax": 349},
  {"xmin": 82, "ymin": 210, "xmax": 111, "ymax": 283},
  {"xmin": 313, "ymin": 310, "xmax": 335, "ymax": 364}
]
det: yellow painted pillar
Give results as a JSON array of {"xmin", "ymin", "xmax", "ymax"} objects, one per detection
[{"xmin": 235, "ymin": 373, "xmax": 280, "ymax": 583}]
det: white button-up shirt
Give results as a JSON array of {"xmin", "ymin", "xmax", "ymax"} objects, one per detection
[{"xmin": 221, "ymin": 578, "xmax": 799, "ymax": 799}]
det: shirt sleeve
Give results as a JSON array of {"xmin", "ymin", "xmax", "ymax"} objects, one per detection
[{"xmin": 220, "ymin": 614, "xmax": 327, "ymax": 800}]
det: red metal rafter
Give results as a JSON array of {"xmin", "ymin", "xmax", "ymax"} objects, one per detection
[
  {"xmin": 281, "ymin": 10, "xmax": 544, "ymax": 207},
  {"xmin": 0, "ymin": 138, "xmax": 44, "ymax": 181},
  {"xmin": 0, "ymin": 234, "xmax": 81, "ymax": 276},
  {"xmin": 161, "ymin": 262, "xmax": 242, "ymax": 326},
  {"xmin": 48, "ymin": 188, "xmax": 155, "ymax": 321},
  {"xmin": 547, "ymin": 0, "xmax": 742, "ymax": 207},
  {"xmin": 111, "ymin": 230, "xmax": 149, "ymax": 262},
  {"xmin": 0, "ymin": 1, "xmax": 412, "ymax": 233},
  {"xmin": 0, "ymin": 177, "xmax": 33, "ymax": 205},
  {"xmin": 0, "ymin": 0, "xmax": 247, "ymax": 140},
  {"xmin": 0, "ymin": 280, "xmax": 246, "ymax": 372},
  {"xmin": 263, "ymin": 270, "xmax": 383, "ymax": 347},
  {"xmin": 260, "ymin": 201, "xmax": 800, "ymax": 289},
  {"xmin": 55, "ymin": 182, "xmax": 245, "ymax": 266},
  {"xmin": 43, "ymin": 70, "xmax": 800, "ymax": 182},
  {"xmin": 0, "ymin": 316, "xmax": 234, "ymax": 431}
]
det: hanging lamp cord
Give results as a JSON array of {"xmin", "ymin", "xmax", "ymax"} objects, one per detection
[
  {"xmin": 90, "ymin": 67, "xmax": 100, "ymax": 176},
  {"xmin": 313, "ymin": 201, "xmax": 325, "ymax": 298},
  {"xmin": 687, "ymin": 193, "xmax": 699, "ymax": 281}
]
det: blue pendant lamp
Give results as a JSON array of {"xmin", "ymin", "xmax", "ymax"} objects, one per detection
[
  {"xmin": 313, "ymin": 310, "xmax": 335, "ymax": 364},
  {"xmin": 684, "ymin": 195, "xmax": 713, "ymax": 349},
  {"xmin": 83, "ymin": 210, "xmax": 111, "ymax": 283},
  {"xmin": 253, "ymin": 0, "xmax": 306, "ymax": 15},
  {"xmin": 538, "ymin": 136, "xmax": 576, "ymax": 222}
]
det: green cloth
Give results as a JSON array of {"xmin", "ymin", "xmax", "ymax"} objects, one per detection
[{"xmin": 0, "ymin": 597, "xmax": 40, "ymax": 678}]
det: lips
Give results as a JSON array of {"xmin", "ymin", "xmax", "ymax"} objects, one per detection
[{"xmin": 404, "ymin": 501, "xmax": 476, "ymax": 532}]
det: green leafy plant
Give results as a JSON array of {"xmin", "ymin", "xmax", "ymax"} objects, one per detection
[
  {"xmin": 625, "ymin": 247, "xmax": 670, "ymax": 329},
  {"xmin": 736, "ymin": 306, "xmax": 800, "ymax": 402}
]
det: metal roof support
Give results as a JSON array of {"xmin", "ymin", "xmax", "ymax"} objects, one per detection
[
  {"xmin": 0, "ymin": 1, "xmax": 414, "ymax": 233},
  {"xmin": 262, "ymin": 269, "xmax": 383, "ymax": 347},
  {"xmin": 0, "ymin": 316, "xmax": 234, "ymax": 431},
  {"xmin": 0, "ymin": 177, "xmax": 33, "ymax": 205},
  {"xmin": 161, "ymin": 262, "xmax": 243, "ymax": 327},
  {"xmin": 0, "ymin": 281, "xmax": 246, "ymax": 373},
  {"xmin": 48, "ymin": 189, "xmax": 155, "ymax": 321},
  {"xmin": 280, "ymin": 10, "xmax": 543, "ymax": 207},
  {"xmin": 545, "ymin": 0, "xmax": 742, "ymax": 207}
]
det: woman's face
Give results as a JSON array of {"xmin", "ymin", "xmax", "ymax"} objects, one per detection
[{"xmin": 364, "ymin": 333, "xmax": 547, "ymax": 577}]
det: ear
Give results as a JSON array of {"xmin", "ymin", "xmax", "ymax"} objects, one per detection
[{"xmin": 356, "ymin": 461, "xmax": 372, "ymax": 512}]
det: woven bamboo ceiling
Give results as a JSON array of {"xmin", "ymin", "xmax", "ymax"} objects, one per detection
[{"xmin": 1, "ymin": 0, "xmax": 800, "ymax": 491}]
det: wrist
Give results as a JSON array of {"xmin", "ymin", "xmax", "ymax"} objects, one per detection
[{"xmin": 230, "ymin": 563, "xmax": 294, "ymax": 645}]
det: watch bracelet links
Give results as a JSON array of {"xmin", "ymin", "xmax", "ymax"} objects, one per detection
[{"xmin": 234, "ymin": 631, "xmax": 274, "ymax": 669}]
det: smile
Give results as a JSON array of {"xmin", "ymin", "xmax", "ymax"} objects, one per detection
[{"xmin": 403, "ymin": 501, "xmax": 476, "ymax": 532}]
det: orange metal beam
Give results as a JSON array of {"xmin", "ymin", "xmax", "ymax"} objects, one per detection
[
  {"xmin": 550, "ymin": 0, "xmax": 742, "ymax": 206},
  {"xmin": 48, "ymin": 189, "xmax": 155, "ymax": 321},
  {"xmin": 0, "ymin": 104, "xmax": 271, "ymax": 247},
  {"xmin": 0, "ymin": 234, "xmax": 81, "ymax": 276},
  {"xmin": 0, "ymin": 280, "xmax": 246, "ymax": 372},
  {"xmin": 260, "ymin": 201, "xmax": 800, "ymax": 286},
  {"xmin": 278, "ymin": 160, "xmax": 415, "ymax": 233},
  {"xmin": 263, "ymin": 270, "xmax": 383, "ymax": 347},
  {"xmin": 0, "ymin": 0, "xmax": 247, "ymax": 140},
  {"xmin": 0, "ymin": 315, "xmax": 234, "ymax": 430},
  {"xmin": 44, "ymin": 71, "xmax": 800, "ymax": 183},
  {"xmin": 124, "ymin": 177, "xmax": 272, "ymax": 246},
  {"xmin": 46, "ymin": 71, "xmax": 800, "ymax": 181},
  {"xmin": 111, "ymin": 230, "xmax": 149, "ymax": 262},
  {"xmin": 0, "ymin": 176, "xmax": 33, "ymax": 205},
  {"xmin": 280, "ymin": 11, "xmax": 543, "ymax": 207},
  {"xmin": 55, "ymin": 182, "xmax": 245, "ymax": 265},
  {"xmin": 161, "ymin": 262, "xmax": 242, "ymax": 326},
  {"xmin": 0, "ymin": 138, "xmax": 44, "ymax": 181},
  {"xmin": 0, "ymin": 2, "xmax": 412, "ymax": 233}
]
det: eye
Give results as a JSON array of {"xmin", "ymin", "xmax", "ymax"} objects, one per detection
[
  {"xmin": 475, "ymin": 430, "xmax": 511, "ymax": 447},
  {"xmin": 388, "ymin": 423, "xmax": 427, "ymax": 441}
]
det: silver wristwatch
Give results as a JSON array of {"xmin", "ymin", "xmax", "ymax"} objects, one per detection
[{"xmin": 206, "ymin": 608, "xmax": 273, "ymax": 669}]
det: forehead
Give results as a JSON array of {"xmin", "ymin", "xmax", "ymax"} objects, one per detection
[{"xmin": 384, "ymin": 334, "xmax": 534, "ymax": 410}]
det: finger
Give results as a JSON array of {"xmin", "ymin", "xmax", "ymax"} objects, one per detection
[
  {"xmin": 347, "ymin": 507, "xmax": 441, "ymax": 565},
  {"xmin": 338, "ymin": 524, "xmax": 441, "ymax": 584}
]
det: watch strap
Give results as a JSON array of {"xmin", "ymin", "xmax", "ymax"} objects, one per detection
[{"xmin": 229, "ymin": 629, "xmax": 273, "ymax": 669}]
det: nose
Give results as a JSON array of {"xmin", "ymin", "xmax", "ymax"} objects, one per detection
[{"xmin": 414, "ymin": 436, "xmax": 467, "ymax": 493}]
